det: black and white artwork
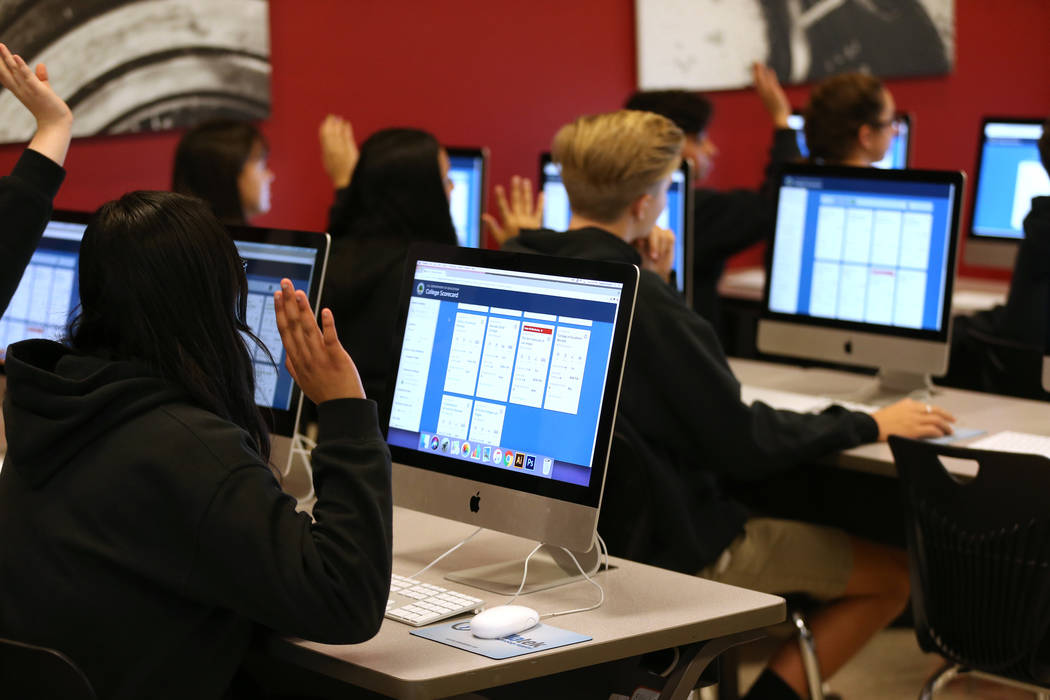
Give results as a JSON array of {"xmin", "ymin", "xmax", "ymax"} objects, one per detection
[
  {"xmin": 637, "ymin": 0, "xmax": 954, "ymax": 91},
  {"xmin": 0, "ymin": 0, "xmax": 270, "ymax": 144}
]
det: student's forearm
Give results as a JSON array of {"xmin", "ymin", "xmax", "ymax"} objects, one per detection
[{"xmin": 27, "ymin": 119, "xmax": 73, "ymax": 167}]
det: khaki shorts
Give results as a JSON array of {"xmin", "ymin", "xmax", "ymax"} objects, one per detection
[{"xmin": 697, "ymin": 517, "xmax": 852, "ymax": 601}]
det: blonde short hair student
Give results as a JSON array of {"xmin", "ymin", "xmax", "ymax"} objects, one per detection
[{"xmin": 502, "ymin": 109, "xmax": 955, "ymax": 700}]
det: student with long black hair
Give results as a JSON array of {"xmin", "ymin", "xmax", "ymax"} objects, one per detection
[
  {"xmin": 317, "ymin": 123, "xmax": 458, "ymax": 413},
  {"xmin": 172, "ymin": 118, "xmax": 275, "ymax": 224},
  {"xmin": 0, "ymin": 46, "xmax": 392, "ymax": 700}
]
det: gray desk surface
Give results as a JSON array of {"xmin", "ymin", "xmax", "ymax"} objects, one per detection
[
  {"xmin": 730, "ymin": 357, "xmax": 1050, "ymax": 478},
  {"xmin": 263, "ymin": 507, "xmax": 784, "ymax": 700},
  {"xmin": 718, "ymin": 266, "xmax": 1009, "ymax": 315}
]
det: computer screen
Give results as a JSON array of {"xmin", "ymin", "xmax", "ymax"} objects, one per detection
[
  {"xmin": 0, "ymin": 211, "xmax": 89, "ymax": 362},
  {"xmin": 787, "ymin": 112, "xmax": 912, "ymax": 170},
  {"xmin": 447, "ymin": 147, "xmax": 489, "ymax": 248},
  {"xmin": 226, "ymin": 225, "xmax": 330, "ymax": 436},
  {"xmin": 539, "ymin": 154, "xmax": 692, "ymax": 298},
  {"xmin": 384, "ymin": 244, "xmax": 638, "ymax": 552},
  {"xmin": 759, "ymin": 164, "xmax": 963, "ymax": 385},
  {"xmin": 970, "ymin": 119, "xmax": 1048, "ymax": 241}
]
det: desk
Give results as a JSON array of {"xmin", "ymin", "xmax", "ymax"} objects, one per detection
[
  {"xmin": 260, "ymin": 507, "xmax": 784, "ymax": 699},
  {"xmin": 729, "ymin": 357, "xmax": 1050, "ymax": 478},
  {"xmin": 718, "ymin": 266, "xmax": 1009, "ymax": 316}
]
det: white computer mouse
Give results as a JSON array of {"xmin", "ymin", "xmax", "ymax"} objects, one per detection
[{"xmin": 469, "ymin": 605, "xmax": 540, "ymax": 639}]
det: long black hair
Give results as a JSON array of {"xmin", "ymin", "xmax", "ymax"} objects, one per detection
[
  {"xmin": 172, "ymin": 119, "xmax": 266, "ymax": 224},
  {"xmin": 69, "ymin": 191, "xmax": 270, "ymax": 460},
  {"xmin": 336, "ymin": 128, "xmax": 456, "ymax": 244}
]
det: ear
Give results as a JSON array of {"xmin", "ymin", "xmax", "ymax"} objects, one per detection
[
  {"xmin": 629, "ymin": 192, "xmax": 653, "ymax": 222},
  {"xmin": 857, "ymin": 123, "xmax": 876, "ymax": 151}
]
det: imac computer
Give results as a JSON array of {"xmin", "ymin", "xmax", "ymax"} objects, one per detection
[
  {"xmin": 539, "ymin": 153, "xmax": 694, "ymax": 305},
  {"xmin": 758, "ymin": 163, "xmax": 964, "ymax": 400},
  {"xmin": 0, "ymin": 213, "xmax": 330, "ymax": 468},
  {"xmin": 786, "ymin": 111, "xmax": 912, "ymax": 170},
  {"xmin": 225, "ymin": 225, "xmax": 331, "ymax": 450},
  {"xmin": 0, "ymin": 210, "xmax": 90, "ymax": 362},
  {"xmin": 447, "ymin": 147, "xmax": 489, "ymax": 248},
  {"xmin": 965, "ymin": 118, "xmax": 1049, "ymax": 269},
  {"xmin": 384, "ymin": 244, "xmax": 638, "ymax": 593}
]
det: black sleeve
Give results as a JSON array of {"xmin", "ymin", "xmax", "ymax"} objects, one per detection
[
  {"xmin": 326, "ymin": 186, "xmax": 353, "ymax": 239},
  {"xmin": 622, "ymin": 276, "xmax": 878, "ymax": 483},
  {"xmin": 692, "ymin": 129, "xmax": 803, "ymax": 267},
  {"xmin": 998, "ymin": 196, "xmax": 1050, "ymax": 344},
  {"xmin": 0, "ymin": 149, "xmax": 66, "ymax": 317},
  {"xmin": 188, "ymin": 398, "xmax": 393, "ymax": 644}
]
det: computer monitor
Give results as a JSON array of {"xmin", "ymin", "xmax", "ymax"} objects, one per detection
[
  {"xmin": 447, "ymin": 147, "xmax": 489, "ymax": 248},
  {"xmin": 786, "ymin": 111, "xmax": 912, "ymax": 170},
  {"xmin": 965, "ymin": 118, "xmax": 1049, "ymax": 269},
  {"xmin": 225, "ymin": 225, "xmax": 330, "ymax": 441},
  {"xmin": 0, "ymin": 213, "xmax": 329, "ymax": 457},
  {"xmin": 0, "ymin": 210, "xmax": 90, "ymax": 362},
  {"xmin": 758, "ymin": 164, "xmax": 964, "ymax": 399},
  {"xmin": 384, "ymin": 244, "xmax": 638, "ymax": 592},
  {"xmin": 539, "ymin": 153, "xmax": 693, "ymax": 304}
]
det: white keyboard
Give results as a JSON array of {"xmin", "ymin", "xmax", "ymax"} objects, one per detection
[
  {"xmin": 741, "ymin": 385, "xmax": 878, "ymax": 415},
  {"xmin": 384, "ymin": 573, "xmax": 485, "ymax": 627},
  {"xmin": 967, "ymin": 431, "xmax": 1050, "ymax": 458}
]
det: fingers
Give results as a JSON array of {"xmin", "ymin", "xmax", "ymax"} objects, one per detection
[
  {"xmin": 534, "ymin": 190, "xmax": 545, "ymax": 218},
  {"xmin": 320, "ymin": 307, "xmax": 341, "ymax": 349},
  {"xmin": 510, "ymin": 176, "xmax": 523, "ymax": 215},
  {"xmin": 521, "ymin": 177, "xmax": 533, "ymax": 215},
  {"xmin": 481, "ymin": 213, "xmax": 504, "ymax": 238},
  {"xmin": 494, "ymin": 184, "xmax": 511, "ymax": 220},
  {"xmin": 35, "ymin": 62, "xmax": 47, "ymax": 83}
]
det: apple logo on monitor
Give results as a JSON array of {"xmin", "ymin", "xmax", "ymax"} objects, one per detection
[{"xmin": 469, "ymin": 491, "xmax": 481, "ymax": 513}]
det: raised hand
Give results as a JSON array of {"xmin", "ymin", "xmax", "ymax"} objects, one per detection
[
  {"xmin": 752, "ymin": 62, "xmax": 792, "ymax": 130},
  {"xmin": 318, "ymin": 114, "xmax": 358, "ymax": 189},
  {"xmin": 273, "ymin": 279, "xmax": 365, "ymax": 403},
  {"xmin": 482, "ymin": 175, "xmax": 544, "ymax": 245},
  {"xmin": 0, "ymin": 43, "xmax": 73, "ymax": 165}
]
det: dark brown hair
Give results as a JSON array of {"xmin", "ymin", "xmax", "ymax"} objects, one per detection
[{"xmin": 803, "ymin": 73, "xmax": 887, "ymax": 163}]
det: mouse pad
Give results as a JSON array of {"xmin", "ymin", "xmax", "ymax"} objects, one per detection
[{"xmin": 410, "ymin": 619, "xmax": 591, "ymax": 659}]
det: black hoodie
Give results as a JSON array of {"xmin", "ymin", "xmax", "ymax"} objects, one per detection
[
  {"xmin": 503, "ymin": 228, "xmax": 878, "ymax": 573},
  {"xmin": 0, "ymin": 340, "xmax": 392, "ymax": 699}
]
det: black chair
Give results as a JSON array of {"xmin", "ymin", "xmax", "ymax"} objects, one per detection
[
  {"xmin": 889, "ymin": 437, "xmax": 1050, "ymax": 699},
  {"xmin": 0, "ymin": 637, "xmax": 96, "ymax": 700}
]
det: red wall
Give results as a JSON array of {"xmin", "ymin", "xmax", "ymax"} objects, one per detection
[{"xmin": 1, "ymin": 0, "xmax": 1047, "ymax": 279}]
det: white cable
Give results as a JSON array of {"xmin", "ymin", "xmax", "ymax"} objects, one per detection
[
  {"xmin": 407, "ymin": 527, "xmax": 485, "ymax": 579},
  {"xmin": 502, "ymin": 533, "xmax": 608, "ymax": 618},
  {"xmin": 288, "ymin": 433, "xmax": 317, "ymax": 505}
]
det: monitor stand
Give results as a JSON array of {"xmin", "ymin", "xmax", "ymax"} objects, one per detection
[
  {"xmin": 844, "ymin": 368, "xmax": 937, "ymax": 406},
  {"xmin": 446, "ymin": 542, "xmax": 602, "ymax": 596}
]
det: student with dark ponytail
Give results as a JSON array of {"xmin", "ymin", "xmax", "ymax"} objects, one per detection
[{"xmin": 318, "ymin": 121, "xmax": 458, "ymax": 414}]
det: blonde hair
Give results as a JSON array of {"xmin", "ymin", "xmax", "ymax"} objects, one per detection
[{"xmin": 552, "ymin": 110, "xmax": 684, "ymax": 223}]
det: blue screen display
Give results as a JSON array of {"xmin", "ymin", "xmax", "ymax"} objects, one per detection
[
  {"xmin": 0, "ymin": 219, "xmax": 84, "ymax": 361},
  {"xmin": 768, "ymin": 174, "xmax": 956, "ymax": 332},
  {"xmin": 972, "ymin": 121, "xmax": 1049, "ymax": 240},
  {"xmin": 387, "ymin": 261, "xmax": 624, "ymax": 487},
  {"xmin": 235, "ymin": 241, "xmax": 319, "ymax": 411},
  {"xmin": 449, "ymin": 153, "xmax": 485, "ymax": 248},
  {"xmin": 541, "ymin": 162, "xmax": 688, "ymax": 293}
]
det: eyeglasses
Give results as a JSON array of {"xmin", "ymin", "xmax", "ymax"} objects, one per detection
[{"xmin": 871, "ymin": 117, "xmax": 900, "ymax": 131}]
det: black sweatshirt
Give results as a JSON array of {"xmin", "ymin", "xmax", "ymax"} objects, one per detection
[
  {"xmin": 0, "ymin": 149, "xmax": 66, "ymax": 317},
  {"xmin": 504, "ymin": 228, "xmax": 877, "ymax": 573},
  {"xmin": 0, "ymin": 160, "xmax": 393, "ymax": 699},
  {"xmin": 691, "ymin": 128, "xmax": 801, "ymax": 322}
]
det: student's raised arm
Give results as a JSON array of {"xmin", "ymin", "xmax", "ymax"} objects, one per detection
[
  {"xmin": 0, "ymin": 43, "xmax": 73, "ymax": 318},
  {"xmin": 482, "ymin": 175, "xmax": 544, "ymax": 245}
]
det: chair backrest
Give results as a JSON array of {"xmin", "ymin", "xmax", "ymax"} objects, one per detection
[
  {"xmin": 0, "ymin": 636, "xmax": 96, "ymax": 700},
  {"xmin": 889, "ymin": 437, "xmax": 1050, "ymax": 686}
]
